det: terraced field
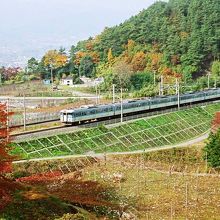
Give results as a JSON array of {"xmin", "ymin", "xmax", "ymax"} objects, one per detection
[{"xmin": 11, "ymin": 103, "xmax": 220, "ymax": 159}]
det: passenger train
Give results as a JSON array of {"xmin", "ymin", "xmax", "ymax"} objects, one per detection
[{"xmin": 60, "ymin": 89, "xmax": 220, "ymax": 124}]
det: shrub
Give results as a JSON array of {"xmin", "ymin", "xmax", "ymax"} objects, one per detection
[{"xmin": 203, "ymin": 129, "xmax": 220, "ymax": 168}]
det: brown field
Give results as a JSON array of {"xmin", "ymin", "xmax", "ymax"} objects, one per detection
[{"xmin": 4, "ymin": 144, "xmax": 219, "ymax": 219}]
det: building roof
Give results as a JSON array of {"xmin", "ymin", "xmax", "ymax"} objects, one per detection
[{"xmin": 62, "ymin": 76, "xmax": 73, "ymax": 80}]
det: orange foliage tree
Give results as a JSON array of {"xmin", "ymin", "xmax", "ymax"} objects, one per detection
[
  {"xmin": 74, "ymin": 51, "xmax": 87, "ymax": 66},
  {"xmin": 44, "ymin": 50, "xmax": 68, "ymax": 69},
  {"xmin": 122, "ymin": 40, "xmax": 136, "ymax": 64},
  {"xmin": 131, "ymin": 51, "xmax": 146, "ymax": 72},
  {"xmin": 89, "ymin": 51, "xmax": 100, "ymax": 64},
  {"xmin": 85, "ymin": 41, "xmax": 94, "ymax": 51},
  {"xmin": 0, "ymin": 103, "xmax": 13, "ymax": 175}
]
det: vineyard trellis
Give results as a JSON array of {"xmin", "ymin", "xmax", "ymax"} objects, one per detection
[{"xmin": 11, "ymin": 103, "xmax": 220, "ymax": 160}]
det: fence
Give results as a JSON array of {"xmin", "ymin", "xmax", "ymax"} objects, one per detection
[
  {"xmin": 9, "ymin": 112, "xmax": 60, "ymax": 127},
  {"xmin": 12, "ymin": 103, "xmax": 219, "ymax": 159}
]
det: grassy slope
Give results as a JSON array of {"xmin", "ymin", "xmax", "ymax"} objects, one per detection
[{"xmin": 11, "ymin": 103, "xmax": 220, "ymax": 160}]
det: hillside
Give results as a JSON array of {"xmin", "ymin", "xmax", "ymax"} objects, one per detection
[
  {"xmin": 3, "ymin": 0, "xmax": 219, "ymax": 95},
  {"xmin": 74, "ymin": 0, "xmax": 219, "ymax": 76}
]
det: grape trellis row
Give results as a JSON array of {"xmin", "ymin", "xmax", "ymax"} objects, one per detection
[{"xmin": 11, "ymin": 103, "xmax": 220, "ymax": 160}]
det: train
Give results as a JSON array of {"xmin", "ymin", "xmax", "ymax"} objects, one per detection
[{"xmin": 60, "ymin": 89, "xmax": 220, "ymax": 124}]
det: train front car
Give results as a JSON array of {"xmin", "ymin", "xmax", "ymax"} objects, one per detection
[{"xmin": 60, "ymin": 109, "xmax": 75, "ymax": 124}]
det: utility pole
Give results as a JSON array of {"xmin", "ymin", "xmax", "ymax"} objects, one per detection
[
  {"xmin": 95, "ymin": 85, "xmax": 98, "ymax": 105},
  {"xmin": 207, "ymin": 72, "xmax": 210, "ymax": 89},
  {"xmin": 50, "ymin": 65, "xmax": 53, "ymax": 89},
  {"xmin": 23, "ymin": 93, "xmax": 26, "ymax": 131},
  {"xmin": 98, "ymin": 87, "xmax": 101, "ymax": 104},
  {"xmin": 6, "ymin": 98, "xmax": 9, "ymax": 142},
  {"xmin": 159, "ymin": 75, "xmax": 164, "ymax": 96},
  {"xmin": 120, "ymin": 88, "xmax": 123, "ymax": 123},
  {"xmin": 153, "ymin": 71, "xmax": 156, "ymax": 86},
  {"xmin": 177, "ymin": 79, "xmax": 180, "ymax": 110},
  {"xmin": 112, "ymin": 84, "xmax": 115, "ymax": 104},
  {"xmin": 175, "ymin": 78, "xmax": 178, "ymax": 95}
]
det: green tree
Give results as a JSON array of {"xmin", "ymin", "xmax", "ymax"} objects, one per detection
[
  {"xmin": 79, "ymin": 55, "xmax": 95, "ymax": 77},
  {"xmin": 27, "ymin": 57, "xmax": 39, "ymax": 74},
  {"xmin": 112, "ymin": 60, "xmax": 133, "ymax": 88},
  {"xmin": 204, "ymin": 129, "xmax": 220, "ymax": 168},
  {"xmin": 211, "ymin": 61, "xmax": 220, "ymax": 77}
]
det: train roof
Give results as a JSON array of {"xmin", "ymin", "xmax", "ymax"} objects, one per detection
[{"xmin": 60, "ymin": 89, "xmax": 220, "ymax": 114}]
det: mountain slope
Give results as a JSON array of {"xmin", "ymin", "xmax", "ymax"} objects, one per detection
[{"xmin": 75, "ymin": 0, "xmax": 220, "ymax": 76}]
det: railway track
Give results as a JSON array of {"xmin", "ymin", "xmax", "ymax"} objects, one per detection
[
  {"xmin": 11, "ymin": 125, "xmax": 66, "ymax": 137},
  {"xmin": 12, "ymin": 99, "xmax": 220, "ymax": 141}
]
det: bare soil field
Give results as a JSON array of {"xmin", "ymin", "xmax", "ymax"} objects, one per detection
[{"xmin": 1, "ymin": 144, "xmax": 219, "ymax": 219}]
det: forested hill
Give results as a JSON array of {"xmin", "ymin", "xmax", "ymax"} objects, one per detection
[
  {"xmin": 74, "ymin": 0, "xmax": 220, "ymax": 77},
  {"xmin": 10, "ymin": 0, "xmax": 219, "ymax": 90}
]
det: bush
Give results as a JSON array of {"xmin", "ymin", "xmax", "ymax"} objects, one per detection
[
  {"xmin": 132, "ymin": 85, "xmax": 158, "ymax": 98},
  {"xmin": 203, "ymin": 129, "xmax": 220, "ymax": 168},
  {"xmin": 130, "ymin": 72, "xmax": 154, "ymax": 90}
]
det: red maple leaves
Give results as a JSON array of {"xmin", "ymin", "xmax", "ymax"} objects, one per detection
[{"xmin": 0, "ymin": 103, "xmax": 13, "ymax": 175}]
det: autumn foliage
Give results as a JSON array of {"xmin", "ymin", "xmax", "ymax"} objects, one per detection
[
  {"xmin": 16, "ymin": 171, "xmax": 62, "ymax": 184},
  {"xmin": 212, "ymin": 112, "xmax": 220, "ymax": 133},
  {"xmin": 131, "ymin": 51, "xmax": 146, "ymax": 72},
  {"xmin": 44, "ymin": 50, "xmax": 68, "ymax": 69},
  {"xmin": 0, "ymin": 103, "xmax": 13, "ymax": 175}
]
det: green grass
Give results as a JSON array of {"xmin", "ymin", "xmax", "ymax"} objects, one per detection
[
  {"xmin": 11, "ymin": 103, "xmax": 220, "ymax": 159},
  {"xmin": 0, "ymin": 190, "xmax": 95, "ymax": 220}
]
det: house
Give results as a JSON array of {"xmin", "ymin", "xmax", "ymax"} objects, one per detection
[
  {"xmin": 43, "ymin": 79, "xmax": 51, "ymax": 85},
  {"xmin": 61, "ymin": 76, "xmax": 73, "ymax": 86},
  {"xmin": 79, "ymin": 76, "xmax": 104, "ymax": 87},
  {"xmin": 80, "ymin": 76, "xmax": 92, "ymax": 84}
]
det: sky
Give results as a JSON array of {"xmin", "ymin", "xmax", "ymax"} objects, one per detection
[{"xmin": 0, "ymin": 0, "xmax": 156, "ymax": 66}]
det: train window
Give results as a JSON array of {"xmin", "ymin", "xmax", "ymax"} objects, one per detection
[
  {"xmin": 181, "ymin": 95, "xmax": 189, "ymax": 100},
  {"xmin": 75, "ymin": 112, "xmax": 79, "ymax": 117},
  {"xmin": 151, "ymin": 100, "xmax": 158, "ymax": 104},
  {"xmin": 116, "ymin": 105, "xmax": 121, "ymax": 110},
  {"xmin": 90, "ymin": 109, "xmax": 96, "ymax": 114},
  {"xmin": 171, "ymin": 97, "xmax": 177, "ymax": 101},
  {"xmin": 143, "ymin": 101, "xmax": 149, "ymax": 106},
  {"xmin": 82, "ymin": 111, "xmax": 88, "ymax": 116},
  {"xmin": 123, "ymin": 104, "xmax": 129, "ymax": 109},
  {"xmin": 75, "ymin": 111, "xmax": 85, "ymax": 116}
]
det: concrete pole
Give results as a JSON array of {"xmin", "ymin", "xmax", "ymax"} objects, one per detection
[
  {"xmin": 112, "ymin": 84, "xmax": 115, "ymax": 104},
  {"xmin": 50, "ymin": 67, "xmax": 53, "ymax": 89},
  {"xmin": 121, "ymin": 88, "xmax": 123, "ymax": 123},
  {"xmin": 159, "ymin": 75, "xmax": 164, "ymax": 96},
  {"xmin": 154, "ymin": 71, "xmax": 156, "ymax": 86},
  {"xmin": 23, "ymin": 93, "xmax": 26, "ymax": 131},
  {"xmin": 175, "ymin": 78, "xmax": 178, "ymax": 95},
  {"xmin": 208, "ymin": 73, "xmax": 210, "ymax": 89},
  {"xmin": 6, "ymin": 98, "xmax": 9, "ymax": 142},
  {"xmin": 159, "ymin": 82, "xmax": 161, "ymax": 96},
  {"xmin": 98, "ymin": 88, "xmax": 101, "ymax": 104},
  {"xmin": 177, "ymin": 79, "xmax": 180, "ymax": 110},
  {"xmin": 95, "ymin": 85, "xmax": 98, "ymax": 105}
]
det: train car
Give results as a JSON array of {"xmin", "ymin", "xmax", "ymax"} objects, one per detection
[
  {"xmin": 60, "ymin": 89, "xmax": 220, "ymax": 124},
  {"xmin": 60, "ymin": 104, "xmax": 115, "ymax": 124}
]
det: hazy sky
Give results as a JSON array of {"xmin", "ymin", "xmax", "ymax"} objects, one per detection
[{"xmin": 0, "ymin": 0, "xmax": 156, "ymax": 65}]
